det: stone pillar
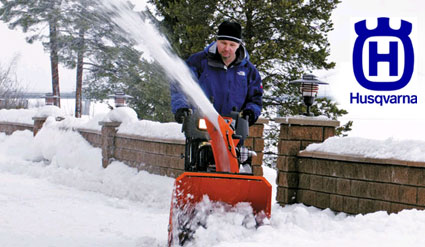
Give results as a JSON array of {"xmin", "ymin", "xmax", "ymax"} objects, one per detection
[
  {"xmin": 99, "ymin": 121, "xmax": 121, "ymax": 168},
  {"xmin": 245, "ymin": 118, "xmax": 268, "ymax": 176},
  {"xmin": 32, "ymin": 117, "xmax": 47, "ymax": 136},
  {"xmin": 275, "ymin": 117, "xmax": 339, "ymax": 206}
]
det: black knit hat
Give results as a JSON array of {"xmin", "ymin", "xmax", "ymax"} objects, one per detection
[{"xmin": 217, "ymin": 21, "xmax": 242, "ymax": 43}]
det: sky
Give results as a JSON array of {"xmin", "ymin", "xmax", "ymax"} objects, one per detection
[
  {"xmin": 1, "ymin": 0, "xmax": 425, "ymax": 140},
  {"xmin": 3, "ymin": 110, "xmax": 425, "ymax": 246}
]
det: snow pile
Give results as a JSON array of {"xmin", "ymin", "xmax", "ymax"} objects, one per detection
[
  {"xmin": 33, "ymin": 105, "xmax": 66, "ymax": 118},
  {"xmin": 99, "ymin": 106, "xmax": 184, "ymax": 140},
  {"xmin": 44, "ymin": 113, "xmax": 106, "ymax": 131},
  {"xmin": 289, "ymin": 115, "xmax": 332, "ymax": 121},
  {"xmin": 3, "ymin": 127, "xmax": 425, "ymax": 246},
  {"xmin": 0, "ymin": 107, "xmax": 105, "ymax": 131},
  {"xmin": 183, "ymin": 197, "xmax": 259, "ymax": 247},
  {"xmin": 0, "ymin": 107, "xmax": 185, "ymax": 140},
  {"xmin": 118, "ymin": 119, "xmax": 185, "ymax": 140},
  {"xmin": 102, "ymin": 106, "xmax": 138, "ymax": 123},
  {"xmin": 306, "ymin": 136, "xmax": 425, "ymax": 162},
  {"xmin": 0, "ymin": 172, "xmax": 167, "ymax": 247},
  {"xmin": 0, "ymin": 125, "xmax": 174, "ymax": 210},
  {"xmin": 0, "ymin": 108, "xmax": 36, "ymax": 124}
]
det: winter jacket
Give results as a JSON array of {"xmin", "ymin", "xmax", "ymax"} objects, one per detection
[{"xmin": 171, "ymin": 41, "xmax": 263, "ymax": 122}]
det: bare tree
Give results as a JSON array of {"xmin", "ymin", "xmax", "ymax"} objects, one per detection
[{"xmin": 0, "ymin": 57, "xmax": 28, "ymax": 109}]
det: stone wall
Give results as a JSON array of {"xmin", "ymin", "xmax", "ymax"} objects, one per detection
[
  {"xmin": 113, "ymin": 134, "xmax": 185, "ymax": 178},
  {"xmin": 0, "ymin": 121, "xmax": 33, "ymax": 135},
  {"xmin": 245, "ymin": 119, "xmax": 268, "ymax": 176},
  {"xmin": 77, "ymin": 128, "xmax": 102, "ymax": 148},
  {"xmin": 4, "ymin": 114, "xmax": 423, "ymax": 215},
  {"xmin": 97, "ymin": 119, "xmax": 268, "ymax": 178},
  {"xmin": 275, "ymin": 116, "xmax": 425, "ymax": 215},
  {"xmin": 296, "ymin": 152, "xmax": 425, "ymax": 214},
  {"xmin": 0, "ymin": 117, "xmax": 267, "ymax": 179},
  {"xmin": 275, "ymin": 117, "xmax": 339, "ymax": 205}
]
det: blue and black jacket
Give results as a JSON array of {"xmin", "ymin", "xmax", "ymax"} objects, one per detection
[{"xmin": 171, "ymin": 41, "xmax": 263, "ymax": 122}]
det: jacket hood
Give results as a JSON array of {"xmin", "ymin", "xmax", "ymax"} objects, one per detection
[{"xmin": 204, "ymin": 41, "xmax": 249, "ymax": 67}]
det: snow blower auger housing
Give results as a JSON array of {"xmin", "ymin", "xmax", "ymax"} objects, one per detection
[{"xmin": 168, "ymin": 111, "xmax": 272, "ymax": 246}]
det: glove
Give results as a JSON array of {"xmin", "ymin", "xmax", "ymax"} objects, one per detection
[
  {"xmin": 174, "ymin": 108, "xmax": 191, "ymax": 123},
  {"xmin": 241, "ymin": 109, "xmax": 255, "ymax": 126}
]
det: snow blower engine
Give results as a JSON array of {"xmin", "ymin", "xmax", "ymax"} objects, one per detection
[{"xmin": 181, "ymin": 110, "xmax": 255, "ymax": 173}]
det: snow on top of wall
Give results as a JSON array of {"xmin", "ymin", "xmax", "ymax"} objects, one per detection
[
  {"xmin": 99, "ymin": 107, "xmax": 185, "ymax": 140},
  {"xmin": 118, "ymin": 120, "xmax": 185, "ymax": 141},
  {"xmin": 0, "ymin": 108, "xmax": 36, "ymax": 124},
  {"xmin": 0, "ymin": 107, "xmax": 185, "ymax": 140},
  {"xmin": 34, "ymin": 105, "xmax": 65, "ymax": 118},
  {"xmin": 306, "ymin": 136, "xmax": 425, "ymax": 162},
  {"xmin": 102, "ymin": 107, "xmax": 138, "ymax": 123},
  {"xmin": 44, "ymin": 114, "xmax": 105, "ymax": 132}
]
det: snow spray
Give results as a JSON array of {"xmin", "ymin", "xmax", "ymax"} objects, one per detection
[
  {"xmin": 99, "ymin": 0, "xmax": 232, "ymax": 171},
  {"xmin": 99, "ymin": 0, "xmax": 219, "ymax": 129}
]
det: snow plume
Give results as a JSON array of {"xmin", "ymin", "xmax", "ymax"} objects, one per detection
[
  {"xmin": 0, "ymin": 123, "xmax": 174, "ymax": 210},
  {"xmin": 98, "ymin": 0, "xmax": 219, "ymax": 129}
]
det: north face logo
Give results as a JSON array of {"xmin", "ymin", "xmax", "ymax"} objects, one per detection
[{"xmin": 237, "ymin": 71, "xmax": 245, "ymax": 76}]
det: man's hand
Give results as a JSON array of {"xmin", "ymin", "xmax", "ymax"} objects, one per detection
[
  {"xmin": 241, "ymin": 109, "xmax": 255, "ymax": 126},
  {"xmin": 175, "ymin": 108, "xmax": 191, "ymax": 123}
]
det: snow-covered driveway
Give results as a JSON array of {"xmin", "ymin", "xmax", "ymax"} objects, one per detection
[
  {"xmin": 2, "ymin": 126, "xmax": 425, "ymax": 247},
  {"xmin": 0, "ymin": 172, "xmax": 166, "ymax": 247}
]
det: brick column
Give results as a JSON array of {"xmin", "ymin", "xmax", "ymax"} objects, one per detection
[
  {"xmin": 32, "ymin": 117, "xmax": 47, "ymax": 136},
  {"xmin": 245, "ymin": 118, "xmax": 268, "ymax": 176},
  {"xmin": 99, "ymin": 121, "xmax": 121, "ymax": 168},
  {"xmin": 275, "ymin": 117, "xmax": 339, "ymax": 206}
]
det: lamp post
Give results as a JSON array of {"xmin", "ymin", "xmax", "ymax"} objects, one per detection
[
  {"xmin": 290, "ymin": 74, "xmax": 328, "ymax": 116},
  {"xmin": 44, "ymin": 93, "xmax": 58, "ymax": 106},
  {"xmin": 108, "ymin": 92, "xmax": 133, "ymax": 108}
]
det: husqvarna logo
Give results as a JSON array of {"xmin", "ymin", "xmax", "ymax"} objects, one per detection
[{"xmin": 352, "ymin": 17, "xmax": 415, "ymax": 91}]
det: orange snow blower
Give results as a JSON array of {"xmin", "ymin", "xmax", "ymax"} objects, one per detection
[{"xmin": 168, "ymin": 111, "xmax": 272, "ymax": 246}]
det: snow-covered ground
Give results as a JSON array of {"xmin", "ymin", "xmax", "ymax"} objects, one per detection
[{"xmin": 1, "ymin": 114, "xmax": 425, "ymax": 246}]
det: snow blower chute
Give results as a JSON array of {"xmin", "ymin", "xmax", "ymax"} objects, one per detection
[{"xmin": 168, "ymin": 111, "xmax": 272, "ymax": 246}]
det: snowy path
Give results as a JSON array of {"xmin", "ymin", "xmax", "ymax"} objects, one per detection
[
  {"xmin": 2, "ymin": 126, "xmax": 425, "ymax": 246},
  {"xmin": 0, "ymin": 172, "xmax": 166, "ymax": 247}
]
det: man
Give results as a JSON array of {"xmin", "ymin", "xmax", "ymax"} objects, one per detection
[{"xmin": 171, "ymin": 21, "xmax": 263, "ymax": 125}]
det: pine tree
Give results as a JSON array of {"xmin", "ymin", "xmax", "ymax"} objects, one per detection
[
  {"xmin": 0, "ymin": 0, "xmax": 172, "ymax": 121},
  {"xmin": 57, "ymin": 0, "xmax": 125, "ymax": 117},
  {"xmin": 150, "ymin": 0, "xmax": 341, "ymax": 117},
  {"xmin": 0, "ymin": 0, "xmax": 63, "ymax": 107},
  {"xmin": 151, "ymin": 0, "xmax": 351, "ymax": 166}
]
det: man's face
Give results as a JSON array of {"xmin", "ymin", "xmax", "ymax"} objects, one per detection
[{"xmin": 217, "ymin": 39, "xmax": 240, "ymax": 60}]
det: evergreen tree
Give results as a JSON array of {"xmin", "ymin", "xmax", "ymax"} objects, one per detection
[
  {"xmin": 83, "ymin": 43, "xmax": 174, "ymax": 122},
  {"xmin": 58, "ymin": 0, "xmax": 125, "ymax": 117},
  {"xmin": 0, "ymin": 0, "xmax": 63, "ymax": 107},
  {"xmin": 0, "ymin": 0, "xmax": 173, "ymax": 121},
  {"xmin": 151, "ymin": 0, "xmax": 351, "ymax": 166},
  {"xmin": 152, "ymin": 0, "xmax": 219, "ymax": 59},
  {"xmin": 59, "ymin": 1, "xmax": 173, "ymax": 121},
  {"xmin": 150, "ymin": 0, "xmax": 342, "ymax": 117}
]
